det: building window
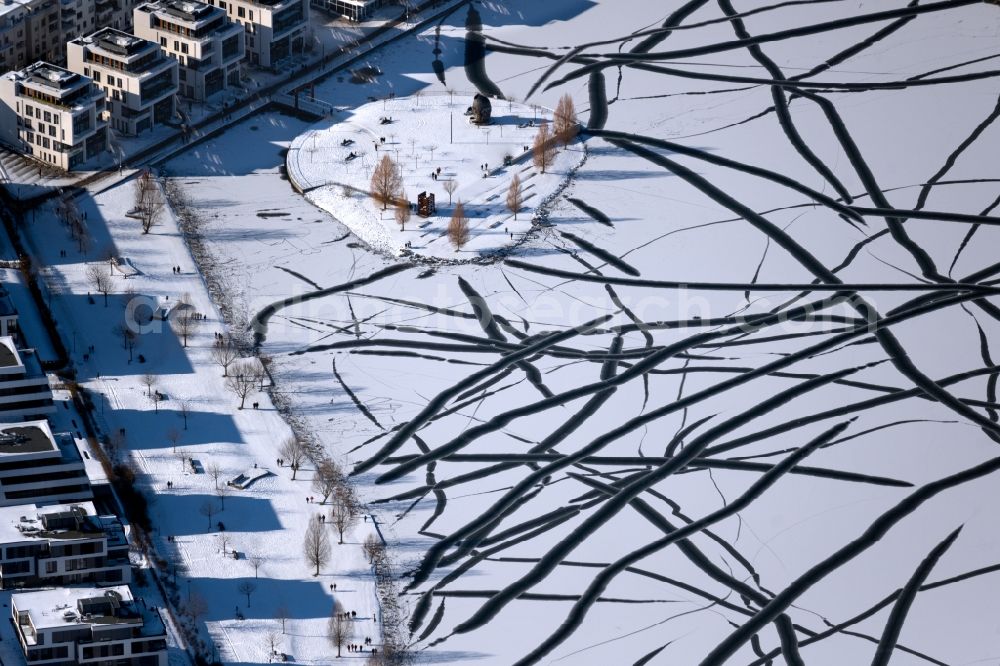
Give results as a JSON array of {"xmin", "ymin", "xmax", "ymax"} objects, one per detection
[
  {"xmin": 249, "ymin": 10, "xmax": 253, "ymax": 20},
  {"xmin": 174, "ymin": 40, "xmax": 179, "ymax": 50},
  {"xmin": 93, "ymin": 71, "xmax": 100, "ymax": 82},
  {"xmin": 84, "ymin": 67, "xmax": 90, "ymax": 76},
  {"xmin": 160, "ymin": 37, "xmax": 166, "ymax": 47},
  {"xmin": 181, "ymin": 43, "xmax": 188, "ymax": 54},
  {"xmin": 237, "ymin": 6, "xmax": 245, "ymax": 17}
]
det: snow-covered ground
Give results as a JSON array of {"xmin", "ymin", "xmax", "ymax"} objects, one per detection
[
  {"xmin": 10, "ymin": 0, "xmax": 1000, "ymax": 664},
  {"xmin": 288, "ymin": 93, "xmax": 581, "ymax": 257},
  {"xmin": 17, "ymin": 177, "xmax": 383, "ymax": 665}
]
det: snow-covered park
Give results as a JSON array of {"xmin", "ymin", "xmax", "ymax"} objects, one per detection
[
  {"xmin": 288, "ymin": 93, "xmax": 581, "ymax": 258},
  {"xmin": 9, "ymin": 0, "xmax": 1000, "ymax": 665}
]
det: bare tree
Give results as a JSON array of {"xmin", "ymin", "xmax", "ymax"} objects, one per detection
[
  {"xmin": 312, "ymin": 460, "xmax": 343, "ymax": 504},
  {"xmin": 107, "ymin": 429, "xmax": 126, "ymax": 465},
  {"xmin": 219, "ymin": 533, "xmax": 231, "ymax": 555},
  {"xmin": 248, "ymin": 551, "xmax": 264, "ymax": 578},
  {"xmin": 141, "ymin": 373, "xmax": 156, "ymax": 398},
  {"xmin": 238, "ymin": 580, "xmax": 257, "ymax": 607},
  {"xmin": 427, "ymin": 144, "xmax": 438, "ymax": 161},
  {"xmin": 280, "ymin": 437, "xmax": 307, "ymax": 480},
  {"xmin": 330, "ymin": 486, "xmax": 360, "ymax": 544},
  {"xmin": 199, "ymin": 500, "xmax": 217, "ymax": 531},
  {"xmin": 553, "ymin": 93, "xmax": 579, "ymax": 146},
  {"xmin": 442, "ymin": 179, "xmax": 457, "ymax": 205},
  {"xmin": 267, "ymin": 631, "xmax": 283, "ymax": 660},
  {"xmin": 304, "ymin": 518, "xmax": 331, "ymax": 576},
  {"xmin": 216, "ymin": 483, "xmax": 229, "ymax": 510},
  {"xmin": 102, "ymin": 247, "xmax": 116, "ymax": 275},
  {"xmin": 166, "ymin": 427, "xmax": 181, "ymax": 453},
  {"xmin": 448, "ymin": 200, "xmax": 470, "ymax": 251},
  {"xmin": 211, "ymin": 341, "xmax": 239, "ymax": 377},
  {"xmin": 362, "ymin": 533, "xmax": 385, "ymax": 566},
  {"xmin": 86, "ymin": 264, "xmax": 113, "ymax": 306},
  {"xmin": 179, "ymin": 400, "xmax": 190, "ymax": 430},
  {"xmin": 394, "ymin": 198, "xmax": 410, "ymax": 231},
  {"xmin": 506, "ymin": 174, "xmax": 524, "ymax": 220},
  {"xmin": 172, "ymin": 305, "xmax": 198, "ymax": 348},
  {"xmin": 187, "ymin": 592, "xmax": 208, "ymax": 624},
  {"xmin": 135, "ymin": 170, "xmax": 164, "ymax": 234},
  {"xmin": 327, "ymin": 600, "xmax": 352, "ymax": 658},
  {"xmin": 152, "ymin": 391, "xmax": 162, "ymax": 414},
  {"xmin": 225, "ymin": 359, "xmax": 257, "ymax": 409},
  {"xmin": 208, "ymin": 461, "xmax": 222, "ymax": 489},
  {"xmin": 533, "ymin": 122, "xmax": 555, "ymax": 173},
  {"xmin": 276, "ymin": 603, "xmax": 290, "ymax": 633},
  {"xmin": 370, "ymin": 154, "xmax": 403, "ymax": 210}
]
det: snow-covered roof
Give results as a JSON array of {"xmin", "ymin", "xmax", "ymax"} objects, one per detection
[
  {"xmin": 14, "ymin": 586, "xmax": 138, "ymax": 630},
  {"xmin": 0, "ymin": 501, "xmax": 102, "ymax": 544},
  {"xmin": 0, "ymin": 420, "xmax": 57, "ymax": 457}
]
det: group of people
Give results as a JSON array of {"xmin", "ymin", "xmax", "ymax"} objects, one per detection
[
  {"xmin": 171, "ymin": 266, "xmax": 182, "ymax": 274},
  {"xmin": 346, "ymin": 642, "xmax": 375, "ymax": 654}
]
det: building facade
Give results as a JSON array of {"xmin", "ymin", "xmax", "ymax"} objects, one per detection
[
  {"xmin": 310, "ymin": 0, "xmax": 381, "ymax": 22},
  {"xmin": 0, "ymin": 337, "xmax": 54, "ymax": 421},
  {"xmin": 0, "ymin": 284, "xmax": 18, "ymax": 339},
  {"xmin": 0, "ymin": 61, "xmax": 107, "ymax": 169},
  {"xmin": 66, "ymin": 28, "xmax": 178, "ymax": 136},
  {"xmin": 134, "ymin": 0, "xmax": 243, "ymax": 101},
  {"xmin": 0, "ymin": 501, "xmax": 129, "ymax": 589},
  {"xmin": 13, "ymin": 586, "xmax": 168, "ymax": 666},
  {"xmin": 0, "ymin": 0, "xmax": 62, "ymax": 72},
  {"xmin": 0, "ymin": 420, "xmax": 92, "ymax": 506},
  {"xmin": 205, "ymin": 0, "xmax": 306, "ymax": 69}
]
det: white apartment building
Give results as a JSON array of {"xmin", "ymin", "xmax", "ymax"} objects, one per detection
[
  {"xmin": 134, "ymin": 0, "xmax": 243, "ymax": 101},
  {"xmin": 0, "ymin": 337, "xmax": 54, "ymax": 421},
  {"xmin": 0, "ymin": 0, "xmax": 61, "ymax": 72},
  {"xmin": 0, "ymin": 501, "xmax": 129, "ymax": 588},
  {"xmin": 0, "ymin": 420, "xmax": 92, "ymax": 506},
  {"xmin": 310, "ymin": 0, "xmax": 381, "ymax": 22},
  {"xmin": 0, "ymin": 61, "xmax": 107, "ymax": 170},
  {"xmin": 67, "ymin": 28, "xmax": 178, "ymax": 136},
  {"xmin": 205, "ymin": 0, "xmax": 306, "ymax": 69},
  {"xmin": 13, "ymin": 586, "xmax": 168, "ymax": 666}
]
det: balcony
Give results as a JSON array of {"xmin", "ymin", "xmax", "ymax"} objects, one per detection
[{"xmin": 139, "ymin": 79, "xmax": 175, "ymax": 106}]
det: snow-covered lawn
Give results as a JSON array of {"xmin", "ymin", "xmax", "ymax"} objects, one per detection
[
  {"xmin": 19, "ymin": 177, "xmax": 383, "ymax": 664},
  {"xmin": 8, "ymin": 0, "xmax": 1000, "ymax": 664},
  {"xmin": 288, "ymin": 93, "xmax": 582, "ymax": 257}
]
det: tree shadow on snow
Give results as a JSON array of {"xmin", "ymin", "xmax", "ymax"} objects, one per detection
[{"xmin": 156, "ymin": 493, "xmax": 282, "ymax": 536}]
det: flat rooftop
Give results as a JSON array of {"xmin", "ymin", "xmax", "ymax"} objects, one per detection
[
  {"xmin": 164, "ymin": 0, "xmax": 215, "ymax": 21},
  {"xmin": 16, "ymin": 586, "xmax": 131, "ymax": 628},
  {"xmin": 25, "ymin": 64, "xmax": 81, "ymax": 90},
  {"xmin": 76, "ymin": 28, "xmax": 156, "ymax": 57},
  {"xmin": 16, "ymin": 586, "xmax": 165, "ymax": 635},
  {"xmin": 0, "ymin": 420, "xmax": 56, "ymax": 456},
  {"xmin": 0, "ymin": 501, "xmax": 103, "ymax": 543}
]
